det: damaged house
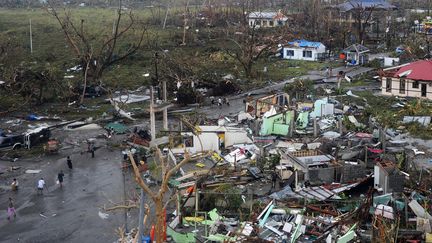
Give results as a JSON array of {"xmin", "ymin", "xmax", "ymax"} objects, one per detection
[
  {"xmin": 280, "ymin": 149, "xmax": 366, "ymax": 186},
  {"xmin": 170, "ymin": 126, "xmax": 252, "ymax": 154},
  {"xmin": 281, "ymin": 40, "xmax": 326, "ymax": 61},
  {"xmin": 381, "ymin": 60, "xmax": 432, "ymax": 99},
  {"xmin": 374, "ymin": 160, "xmax": 406, "ymax": 194},
  {"xmin": 247, "ymin": 10, "xmax": 288, "ymax": 28}
]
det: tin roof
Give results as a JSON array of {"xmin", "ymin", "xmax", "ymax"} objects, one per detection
[
  {"xmin": 335, "ymin": 0, "xmax": 396, "ymax": 12},
  {"xmin": 390, "ymin": 60, "xmax": 432, "ymax": 81},
  {"xmin": 287, "ymin": 39, "xmax": 324, "ymax": 48}
]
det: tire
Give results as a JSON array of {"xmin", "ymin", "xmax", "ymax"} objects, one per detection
[{"xmin": 12, "ymin": 144, "xmax": 22, "ymax": 150}]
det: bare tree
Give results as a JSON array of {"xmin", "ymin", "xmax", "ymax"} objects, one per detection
[
  {"xmin": 225, "ymin": 24, "xmax": 288, "ymax": 78},
  {"xmin": 47, "ymin": 0, "xmax": 146, "ymax": 104},
  {"xmin": 349, "ymin": 1, "xmax": 378, "ymax": 44},
  {"xmin": 129, "ymin": 149, "xmax": 206, "ymax": 242}
]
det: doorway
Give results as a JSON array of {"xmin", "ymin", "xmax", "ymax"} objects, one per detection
[{"xmin": 421, "ymin": 83, "xmax": 427, "ymax": 97}]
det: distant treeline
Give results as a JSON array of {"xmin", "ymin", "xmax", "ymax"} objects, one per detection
[{"xmin": 0, "ymin": 0, "xmax": 193, "ymax": 9}]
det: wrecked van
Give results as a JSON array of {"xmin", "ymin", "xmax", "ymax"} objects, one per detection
[
  {"xmin": 0, "ymin": 128, "xmax": 50, "ymax": 151},
  {"xmin": 0, "ymin": 135, "xmax": 24, "ymax": 150}
]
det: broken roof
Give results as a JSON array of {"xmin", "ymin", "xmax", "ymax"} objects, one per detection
[
  {"xmin": 334, "ymin": 0, "xmax": 396, "ymax": 12},
  {"xmin": 343, "ymin": 44, "xmax": 370, "ymax": 54},
  {"xmin": 248, "ymin": 11, "xmax": 288, "ymax": 20},
  {"xmin": 385, "ymin": 60, "xmax": 432, "ymax": 81},
  {"xmin": 286, "ymin": 39, "xmax": 324, "ymax": 49}
]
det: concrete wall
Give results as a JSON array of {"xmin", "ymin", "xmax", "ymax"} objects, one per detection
[
  {"xmin": 308, "ymin": 167, "xmax": 335, "ymax": 185},
  {"xmin": 248, "ymin": 18, "xmax": 286, "ymax": 27},
  {"xmin": 171, "ymin": 132, "xmax": 220, "ymax": 154},
  {"xmin": 381, "ymin": 77, "xmax": 432, "ymax": 100},
  {"xmin": 260, "ymin": 111, "xmax": 293, "ymax": 136},
  {"xmin": 225, "ymin": 130, "xmax": 252, "ymax": 147},
  {"xmin": 171, "ymin": 130, "xmax": 251, "ymax": 154},
  {"xmin": 341, "ymin": 164, "xmax": 366, "ymax": 183},
  {"xmin": 388, "ymin": 174, "xmax": 405, "ymax": 193}
]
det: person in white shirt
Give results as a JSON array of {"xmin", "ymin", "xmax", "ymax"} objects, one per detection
[
  {"xmin": 11, "ymin": 178, "xmax": 18, "ymax": 191},
  {"xmin": 37, "ymin": 178, "xmax": 45, "ymax": 195}
]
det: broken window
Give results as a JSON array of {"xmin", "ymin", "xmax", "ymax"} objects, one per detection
[
  {"xmin": 399, "ymin": 78, "xmax": 405, "ymax": 94},
  {"xmin": 413, "ymin": 80, "xmax": 419, "ymax": 89},
  {"xmin": 386, "ymin": 78, "xmax": 391, "ymax": 92},
  {"xmin": 286, "ymin": 50, "xmax": 294, "ymax": 57},
  {"xmin": 303, "ymin": 50, "xmax": 312, "ymax": 58},
  {"xmin": 269, "ymin": 20, "xmax": 274, "ymax": 26},
  {"xmin": 183, "ymin": 135, "xmax": 194, "ymax": 148}
]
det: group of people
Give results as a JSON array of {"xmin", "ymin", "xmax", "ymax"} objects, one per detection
[
  {"xmin": 6, "ymin": 156, "xmax": 73, "ymax": 222},
  {"xmin": 211, "ymin": 97, "xmax": 230, "ymax": 108}
]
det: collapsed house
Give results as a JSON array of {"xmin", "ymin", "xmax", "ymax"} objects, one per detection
[
  {"xmin": 374, "ymin": 160, "xmax": 406, "ymax": 194},
  {"xmin": 280, "ymin": 149, "xmax": 367, "ymax": 186}
]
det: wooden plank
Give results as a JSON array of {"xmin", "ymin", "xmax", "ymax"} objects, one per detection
[
  {"xmin": 178, "ymin": 181, "xmax": 196, "ymax": 189},
  {"xmin": 175, "ymin": 170, "xmax": 209, "ymax": 182}
]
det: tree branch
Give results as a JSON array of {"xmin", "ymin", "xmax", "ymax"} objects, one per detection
[{"xmin": 129, "ymin": 153, "xmax": 157, "ymax": 201}]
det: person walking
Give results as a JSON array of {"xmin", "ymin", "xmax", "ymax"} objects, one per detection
[
  {"xmin": 7, "ymin": 197, "xmax": 16, "ymax": 221},
  {"xmin": 37, "ymin": 178, "xmax": 45, "ymax": 195},
  {"xmin": 90, "ymin": 145, "xmax": 95, "ymax": 158},
  {"xmin": 87, "ymin": 141, "xmax": 95, "ymax": 158},
  {"xmin": 11, "ymin": 178, "xmax": 18, "ymax": 191},
  {"xmin": 67, "ymin": 156, "xmax": 73, "ymax": 170},
  {"xmin": 271, "ymin": 171, "xmax": 277, "ymax": 190},
  {"xmin": 58, "ymin": 170, "xmax": 65, "ymax": 188},
  {"xmin": 217, "ymin": 98, "xmax": 222, "ymax": 109},
  {"xmin": 225, "ymin": 97, "xmax": 230, "ymax": 106}
]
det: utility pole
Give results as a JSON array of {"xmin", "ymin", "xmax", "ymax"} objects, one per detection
[
  {"xmin": 163, "ymin": 80, "xmax": 168, "ymax": 130},
  {"xmin": 29, "ymin": 19, "xmax": 33, "ymax": 54},
  {"xmin": 154, "ymin": 52, "xmax": 161, "ymax": 100},
  {"xmin": 150, "ymin": 86, "xmax": 156, "ymax": 141}
]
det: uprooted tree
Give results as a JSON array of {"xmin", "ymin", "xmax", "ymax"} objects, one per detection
[
  {"xmin": 129, "ymin": 149, "xmax": 205, "ymax": 242},
  {"xmin": 47, "ymin": 0, "xmax": 146, "ymax": 104}
]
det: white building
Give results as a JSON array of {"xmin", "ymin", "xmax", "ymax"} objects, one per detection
[
  {"xmin": 282, "ymin": 40, "xmax": 326, "ymax": 61},
  {"xmin": 247, "ymin": 11, "xmax": 288, "ymax": 28},
  {"xmin": 381, "ymin": 60, "xmax": 432, "ymax": 99},
  {"xmin": 170, "ymin": 126, "xmax": 252, "ymax": 154}
]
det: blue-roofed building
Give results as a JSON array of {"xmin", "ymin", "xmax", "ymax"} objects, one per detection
[{"xmin": 282, "ymin": 40, "xmax": 326, "ymax": 61}]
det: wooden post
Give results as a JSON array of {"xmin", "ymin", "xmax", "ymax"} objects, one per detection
[
  {"xmin": 177, "ymin": 189, "xmax": 182, "ymax": 226},
  {"xmin": 289, "ymin": 111, "xmax": 295, "ymax": 138},
  {"xmin": 194, "ymin": 185, "xmax": 199, "ymax": 219},
  {"xmin": 313, "ymin": 117, "xmax": 318, "ymax": 137},
  {"xmin": 364, "ymin": 145, "xmax": 368, "ymax": 165}
]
